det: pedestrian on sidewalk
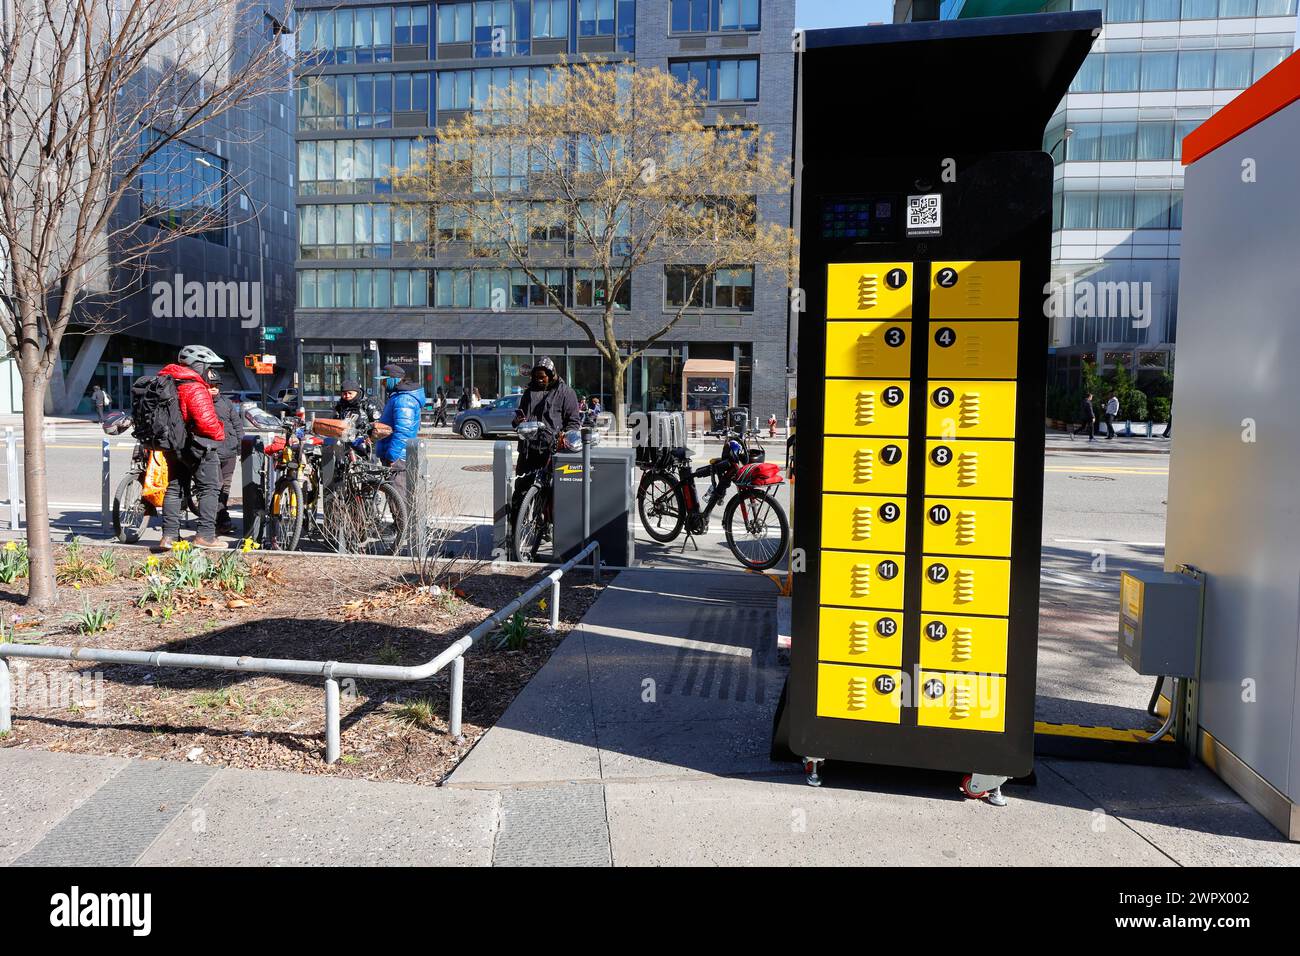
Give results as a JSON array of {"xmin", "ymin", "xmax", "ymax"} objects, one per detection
[
  {"xmin": 1074, "ymin": 391, "xmax": 1096, "ymax": 441},
  {"xmin": 1104, "ymin": 392, "xmax": 1120, "ymax": 439},
  {"xmin": 1164, "ymin": 403, "xmax": 1172, "ymax": 439},
  {"xmin": 433, "ymin": 387, "xmax": 448, "ymax": 427},
  {"xmin": 91, "ymin": 384, "xmax": 110, "ymax": 422}
]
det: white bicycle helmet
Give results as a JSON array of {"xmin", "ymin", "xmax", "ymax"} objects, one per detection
[{"xmin": 178, "ymin": 344, "xmax": 224, "ymax": 367}]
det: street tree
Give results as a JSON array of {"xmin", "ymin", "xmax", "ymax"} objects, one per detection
[
  {"xmin": 389, "ymin": 58, "xmax": 795, "ymax": 425},
  {"xmin": 0, "ymin": 0, "xmax": 297, "ymax": 606}
]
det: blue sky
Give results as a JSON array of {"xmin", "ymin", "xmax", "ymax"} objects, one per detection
[{"xmin": 796, "ymin": 0, "xmax": 896, "ymax": 28}]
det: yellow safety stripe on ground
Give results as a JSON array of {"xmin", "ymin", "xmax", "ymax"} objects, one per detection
[
  {"xmin": 1034, "ymin": 720, "xmax": 1174, "ymax": 743},
  {"xmin": 1044, "ymin": 466, "xmax": 1168, "ymax": 475}
]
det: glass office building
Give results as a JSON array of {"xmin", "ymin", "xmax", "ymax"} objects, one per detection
[
  {"xmin": 292, "ymin": 0, "xmax": 796, "ymax": 419},
  {"xmin": 898, "ymin": 0, "xmax": 1298, "ymax": 388}
]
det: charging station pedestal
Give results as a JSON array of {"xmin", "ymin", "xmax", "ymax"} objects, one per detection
[{"xmin": 774, "ymin": 13, "xmax": 1100, "ymax": 801}]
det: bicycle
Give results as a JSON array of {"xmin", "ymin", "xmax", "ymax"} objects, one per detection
[
  {"xmin": 106, "ymin": 412, "xmax": 199, "ymax": 544},
  {"xmin": 636, "ymin": 428, "xmax": 789, "ymax": 571},
  {"xmin": 509, "ymin": 419, "xmax": 591, "ymax": 562}
]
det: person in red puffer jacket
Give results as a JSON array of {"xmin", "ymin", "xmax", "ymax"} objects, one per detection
[{"xmin": 154, "ymin": 345, "xmax": 226, "ymax": 550}]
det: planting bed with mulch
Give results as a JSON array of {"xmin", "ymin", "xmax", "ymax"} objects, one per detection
[{"xmin": 0, "ymin": 539, "xmax": 606, "ymax": 785}]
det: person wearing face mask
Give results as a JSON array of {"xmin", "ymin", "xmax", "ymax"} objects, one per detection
[
  {"xmin": 510, "ymin": 356, "xmax": 580, "ymax": 516},
  {"xmin": 374, "ymin": 364, "xmax": 426, "ymax": 494}
]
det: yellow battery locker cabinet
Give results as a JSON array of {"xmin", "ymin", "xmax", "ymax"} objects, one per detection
[{"xmin": 774, "ymin": 13, "xmax": 1100, "ymax": 804}]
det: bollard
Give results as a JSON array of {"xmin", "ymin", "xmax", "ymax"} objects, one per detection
[
  {"xmin": 0, "ymin": 657, "xmax": 11, "ymax": 733},
  {"xmin": 101, "ymin": 438, "xmax": 112, "ymax": 536},
  {"xmin": 548, "ymin": 575, "xmax": 560, "ymax": 633},
  {"xmin": 324, "ymin": 673, "xmax": 341, "ymax": 764},
  {"xmin": 5, "ymin": 427, "xmax": 18, "ymax": 531},
  {"xmin": 492, "ymin": 440, "xmax": 513, "ymax": 554},
  {"xmin": 581, "ymin": 426, "xmax": 592, "ymax": 542},
  {"xmin": 449, "ymin": 655, "xmax": 464, "ymax": 740}
]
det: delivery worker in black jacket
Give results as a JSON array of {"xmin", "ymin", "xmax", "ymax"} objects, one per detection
[
  {"xmin": 205, "ymin": 368, "xmax": 245, "ymax": 536},
  {"xmin": 510, "ymin": 356, "xmax": 580, "ymax": 515}
]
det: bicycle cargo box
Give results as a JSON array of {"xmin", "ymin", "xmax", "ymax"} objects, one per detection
[{"xmin": 311, "ymin": 418, "xmax": 352, "ymax": 440}]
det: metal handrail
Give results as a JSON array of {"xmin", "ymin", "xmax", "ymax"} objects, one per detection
[{"xmin": 0, "ymin": 541, "xmax": 601, "ymax": 764}]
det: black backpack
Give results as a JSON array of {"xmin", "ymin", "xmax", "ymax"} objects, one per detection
[{"xmin": 130, "ymin": 374, "xmax": 188, "ymax": 452}]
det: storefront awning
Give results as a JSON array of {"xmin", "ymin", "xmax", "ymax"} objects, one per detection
[{"xmin": 682, "ymin": 359, "xmax": 736, "ymax": 375}]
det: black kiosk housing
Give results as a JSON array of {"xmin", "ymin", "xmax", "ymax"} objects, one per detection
[{"xmin": 780, "ymin": 13, "xmax": 1100, "ymax": 782}]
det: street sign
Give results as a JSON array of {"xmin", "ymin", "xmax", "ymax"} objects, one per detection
[
  {"xmin": 262, "ymin": 355, "xmax": 277, "ymax": 365},
  {"xmin": 418, "ymin": 341, "xmax": 432, "ymax": 365},
  {"xmin": 264, "ymin": 326, "xmax": 285, "ymax": 333},
  {"xmin": 122, "ymin": 358, "xmax": 134, "ymax": 375}
]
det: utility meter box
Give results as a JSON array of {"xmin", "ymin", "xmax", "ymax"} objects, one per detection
[
  {"xmin": 1118, "ymin": 570, "xmax": 1201, "ymax": 678},
  {"xmin": 553, "ymin": 447, "xmax": 635, "ymax": 568}
]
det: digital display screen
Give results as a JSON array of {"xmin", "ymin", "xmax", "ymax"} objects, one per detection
[{"xmin": 820, "ymin": 197, "xmax": 899, "ymax": 241}]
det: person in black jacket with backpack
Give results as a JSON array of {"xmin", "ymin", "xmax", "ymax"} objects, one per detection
[{"xmin": 206, "ymin": 368, "xmax": 244, "ymax": 536}]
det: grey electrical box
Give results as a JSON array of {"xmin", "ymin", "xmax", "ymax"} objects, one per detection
[
  {"xmin": 1117, "ymin": 570, "xmax": 1201, "ymax": 677},
  {"xmin": 552, "ymin": 446, "xmax": 635, "ymax": 568}
]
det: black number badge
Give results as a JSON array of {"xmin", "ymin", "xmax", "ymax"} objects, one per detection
[
  {"xmin": 935, "ymin": 267, "xmax": 959, "ymax": 288},
  {"xmin": 885, "ymin": 268, "xmax": 907, "ymax": 290}
]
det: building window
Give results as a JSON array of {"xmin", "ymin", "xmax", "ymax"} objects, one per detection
[
  {"xmin": 298, "ymin": 203, "xmax": 425, "ymax": 258},
  {"xmin": 669, "ymin": 57, "xmax": 759, "ymax": 102},
  {"xmin": 437, "ymin": 1, "xmax": 473, "ymax": 42},
  {"xmin": 434, "ymin": 0, "xmax": 536, "ymax": 56},
  {"xmin": 532, "ymin": 0, "xmax": 569, "ymax": 37},
  {"xmin": 297, "ymin": 73, "xmax": 432, "ymax": 130},
  {"xmin": 1069, "ymin": 47, "xmax": 1292, "ymax": 95},
  {"xmin": 573, "ymin": 269, "xmax": 630, "ymax": 309},
  {"xmin": 138, "ymin": 129, "xmax": 227, "ymax": 245},
  {"xmin": 298, "ymin": 269, "xmax": 428, "ymax": 308},
  {"xmin": 300, "ymin": 6, "xmax": 428, "ymax": 65},
  {"xmin": 297, "ymin": 138, "xmax": 424, "ymax": 195},
  {"xmin": 578, "ymin": 0, "xmax": 636, "ymax": 50},
  {"xmin": 663, "ymin": 265, "xmax": 754, "ymax": 310},
  {"xmin": 671, "ymin": 0, "xmax": 760, "ymax": 32}
]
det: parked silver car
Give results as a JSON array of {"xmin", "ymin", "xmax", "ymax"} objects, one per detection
[{"xmin": 452, "ymin": 394, "xmax": 521, "ymax": 440}]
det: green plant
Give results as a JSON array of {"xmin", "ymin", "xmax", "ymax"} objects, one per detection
[
  {"xmin": 1151, "ymin": 396, "xmax": 1171, "ymax": 424},
  {"xmin": 138, "ymin": 573, "xmax": 176, "ymax": 608},
  {"xmin": 97, "ymin": 550, "xmax": 120, "ymax": 576},
  {"xmin": 165, "ymin": 545, "xmax": 209, "ymax": 590},
  {"xmin": 340, "ymin": 754, "xmax": 360, "ymax": 765},
  {"xmin": 375, "ymin": 642, "xmax": 402, "ymax": 666},
  {"xmin": 390, "ymin": 697, "xmax": 438, "ymax": 729},
  {"xmin": 57, "ymin": 537, "xmax": 106, "ymax": 586},
  {"xmin": 211, "ymin": 552, "xmax": 248, "ymax": 593},
  {"xmin": 0, "ymin": 540, "xmax": 29, "ymax": 584},
  {"xmin": 493, "ymin": 610, "xmax": 531, "ymax": 651},
  {"xmin": 68, "ymin": 598, "xmax": 118, "ymax": 636}
]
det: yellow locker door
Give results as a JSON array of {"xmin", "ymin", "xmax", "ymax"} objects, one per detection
[
  {"xmin": 818, "ymin": 607, "xmax": 903, "ymax": 666},
  {"xmin": 827, "ymin": 262, "xmax": 914, "ymax": 319},
  {"xmin": 820, "ymin": 549, "xmax": 907, "ymax": 610},
  {"xmin": 929, "ymin": 261, "xmax": 1020, "ymax": 319},
  {"xmin": 921, "ymin": 497, "xmax": 1014, "ymax": 557},
  {"xmin": 821, "ymin": 494, "xmax": 908, "ymax": 553},
  {"xmin": 917, "ymin": 671, "xmax": 1007, "ymax": 733},
  {"xmin": 825, "ymin": 322, "xmax": 912, "ymax": 378},
  {"xmin": 824, "ymin": 379, "xmax": 910, "ymax": 437},
  {"xmin": 816, "ymin": 663, "xmax": 903, "ymax": 723},
  {"xmin": 823, "ymin": 437, "xmax": 909, "ymax": 495},
  {"xmin": 919, "ymin": 614, "xmax": 1010, "ymax": 674},
  {"xmin": 928, "ymin": 321, "xmax": 1019, "ymax": 379},
  {"xmin": 920, "ymin": 555, "xmax": 1011, "ymax": 617},
  {"xmin": 923, "ymin": 439, "xmax": 1015, "ymax": 498},
  {"xmin": 925, "ymin": 380, "xmax": 1018, "ymax": 440}
]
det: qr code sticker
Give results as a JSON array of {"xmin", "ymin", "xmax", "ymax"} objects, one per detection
[{"xmin": 907, "ymin": 194, "xmax": 942, "ymax": 233}]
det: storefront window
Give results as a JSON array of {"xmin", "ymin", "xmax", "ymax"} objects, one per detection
[
  {"xmin": 501, "ymin": 352, "xmax": 534, "ymax": 394},
  {"xmin": 472, "ymin": 352, "xmax": 500, "ymax": 401},
  {"xmin": 304, "ymin": 352, "xmax": 367, "ymax": 402},
  {"xmin": 432, "ymin": 353, "xmax": 465, "ymax": 399},
  {"xmin": 685, "ymin": 376, "xmax": 730, "ymax": 412}
]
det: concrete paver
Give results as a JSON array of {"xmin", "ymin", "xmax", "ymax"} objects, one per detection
[
  {"xmin": 0, "ymin": 749, "xmax": 129, "ymax": 865},
  {"xmin": 137, "ymin": 766, "xmax": 497, "ymax": 866}
]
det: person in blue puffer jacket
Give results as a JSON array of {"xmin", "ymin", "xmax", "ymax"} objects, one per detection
[{"xmin": 375, "ymin": 364, "xmax": 425, "ymax": 493}]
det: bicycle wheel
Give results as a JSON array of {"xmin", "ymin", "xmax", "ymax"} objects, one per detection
[
  {"xmin": 356, "ymin": 482, "xmax": 407, "ymax": 556},
  {"xmin": 637, "ymin": 471, "xmax": 685, "ymax": 543},
  {"xmin": 510, "ymin": 484, "xmax": 546, "ymax": 563},
  {"xmin": 268, "ymin": 480, "xmax": 304, "ymax": 551},
  {"xmin": 723, "ymin": 489, "xmax": 789, "ymax": 572},
  {"xmin": 113, "ymin": 474, "xmax": 150, "ymax": 544}
]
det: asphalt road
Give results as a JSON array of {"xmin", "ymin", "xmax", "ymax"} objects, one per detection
[{"xmin": 2, "ymin": 426, "xmax": 1169, "ymax": 585}]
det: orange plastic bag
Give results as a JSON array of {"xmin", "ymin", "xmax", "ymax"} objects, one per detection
[{"xmin": 142, "ymin": 451, "xmax": 169, "ymax": 509}]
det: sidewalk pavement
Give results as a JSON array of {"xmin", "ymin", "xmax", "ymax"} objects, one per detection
[
  {"xmin": 1046, "ymin": 430, "xmax": 1171, "ymax": 454},
  {"xmin": 5, "ymin": 567, "xmax": 1297, "ymax": 866}
]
